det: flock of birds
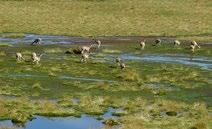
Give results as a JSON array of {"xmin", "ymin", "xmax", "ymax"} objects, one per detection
[{"xmin": 15, "ymin": 38, "xmax": 201, "ymax": 69}]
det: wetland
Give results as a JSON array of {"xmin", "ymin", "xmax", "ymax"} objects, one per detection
[{"xmin": 0, "ymin": 33, "xmax": 211, "ymax": 129}]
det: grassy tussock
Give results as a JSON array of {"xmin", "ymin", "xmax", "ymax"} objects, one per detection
[
  {"xmin": 117, "ymin": 69, "xmax": 140, "ymax": 81},
  {"xmin": 0, "ymin": 96, "xmax": 209, "ymax": 128},
  {"xmin": 0, "ymin": 43, "xmax": 12, "ymax": 47},
  {"xmin": 0, "ymin": 51, "xmax": 6, "ymax": 56},
  {"xmin": 119, "ymin": 98, "xmax": 209, "ymax": 129},
  {"xmin": 79, "ymin": 96, "xmax": 108, "ymax": 115}
]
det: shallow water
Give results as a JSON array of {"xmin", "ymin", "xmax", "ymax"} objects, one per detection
[
  {"xmin": 102, "ymin": 107, "xmax": 124, "ymax": 119},
  {"xmin": 0, "ymin": 95, "xmax": 17, "ymax": 100},
  {"xmin": 0, "ymin": 33, "xmax": 90, "ymax": 45},
  {"xmin": 1, "ymin": 33, "xmax": 211, "ymax": 70},
  {"xmin": 0, "ymin": 115, "xmax": 103, "ymax": 129},
  {"xmin": 1, "ymin": 33, "xmax": 211, "ymax": 45},
  {"xmin": 0, "ymin": 33, "xmax": 176, "ymax": 45},
  {"xmin": 119, "ymin": 54, "xmax": 212, "ymax": 70},
  {"xmin": 0, "ymin": 73, "xmax": 116, "ymax": 83},
  {"xmin": 0, "ymin": 107, "xmax": 121, "ymax": 129},
  {"xmin": 72, "ymin": 98, "xmax": 80, "ymax": 104}
]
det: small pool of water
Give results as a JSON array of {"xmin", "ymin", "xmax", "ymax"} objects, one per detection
[
  {"xmin": 0, "ymin": 107, "xmax": 122, "ymax": 129},
  {"xmin": 103, "ymin": 107, "xmax": 125, "ymax": 119},
  {"xmin": 160, "ymin": 111, "xmax": 184, "ymax": 117},
  {"xmin": 0, "ymin": 95, "xmax": 17, "ymax": 100},
  {"xmin": 72, "ymin": 98, "xmax": 80, "ymax": 104},
  {"xmin": 0, "ymin": 115, "xmax": 102, "ymax": 129}
]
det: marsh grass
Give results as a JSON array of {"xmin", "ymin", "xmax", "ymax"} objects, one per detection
[
  {"xmin": 79, "ymin": 96, "xmax": 108, "ymax": 115},
  {"xmin": 32, "ymin": 83, "xmax": 49, "ymax": 91},
  {"xmin": 0, "ymin": 33, "xmax": 25, "ymax": 39},
  {"xmin": 44, "ymin": 48, "xmax": 63, "ymax": 53},
  {"xmin": 0, "ymin": 42, "xmax": 211, "ymax": 128},
  {"xmin": 57, "ymin": 98, "xmax": 73, "ymax": 108},
  {"xmin": 102, "ymin": 49, "xmax": 121, "ymax": 54},
  {"xmin": 0, "ymin": 127, "xmax": 15, "ymax": 129},
  {"xmin": 0, "ymin": 51, "xmax": 6, "ymax": 56},
  {"xmin": 0, "ymin": 95, "xmax": 209, "ymax": 128},
  {"xmin": 102, "ymin": 118, "xmax": 119, "ymax": 126},
  {"xmin": 0, "ymin": 43, "xmax": 12, "ymax": 47},
  {"xmin": 117, "ymin": 69, "xmax": 140, "ymax": 82},
  {"xmin": 119, "ymin": 98, "xmax": 209, "ymax": 129}
]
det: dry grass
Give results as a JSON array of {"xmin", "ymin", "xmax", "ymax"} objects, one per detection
[
  {"xmin": 117, "ymin": 69, "xmax": 140, "ymax": 81},
  {"xmin": 0, "ymin": 0, "xmax": 211, "ymax": 39},
  {"xmin": 44, "ymin": 48, "xmax": 63, "ymax": 53},
  {"xmin": 0, "ymin": 127, "xmax": 15, "ymax": 129},
  {"xmin": 0, "ymin": 33, "xmax": 25, "ymax": 38}
]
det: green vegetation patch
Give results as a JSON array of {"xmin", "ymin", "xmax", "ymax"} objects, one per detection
[{"xmin": 0, "ymin": 41, "xmax": 211, "ymax": 128}]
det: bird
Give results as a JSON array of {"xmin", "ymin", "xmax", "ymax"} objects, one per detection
[
  {"xmin": 190, "ymin": 45, "xmax": 195, "ymax": 53},
  {"xmin": 120, "ymin": 62, "xmax": 126, "ymax": 69},
  {"xmin": 140, "ymin": 40, "xmax": 146, "ymax": 49},
  {"xmin": 115, "ymin": 57, "xmax": 126, "ymax": 69},
  {"xmin": 32, "ymin": 52, "xmax": 43, "ymax": 64},
  {"xmin": 96, "ymin": 40, "xmax": 101, "ymax": 49},
  {"xmin": 191, "ymin": 41, "xmax": 200, "ymax": 48},
  {"xmin": 81, "ymin": 51, "xmax": 90, "ymax": 63},
  {"xmin": 174, "ymin": 40, "xmax": 180, "ymax": 46},
  {"xmin": 190, "ymin": 41, "xmax": 201, "ymax": 53},
  {"xmin": 116, "ymin": 57, "xmax": 122, "ymax": 65},
  {"xmin": 31, "ymin": 38, "xmax": 42, "ymax": 45},
  {"xmin": 16, "ymin": 52, "xmax": 25, "ymax": 61}
]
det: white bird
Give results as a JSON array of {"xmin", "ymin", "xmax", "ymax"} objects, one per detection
[
  {"xmin": 140, "ymin": 40, "xmax": 146, "ymax": 49},
  {"xmin": 191, "ymin": 41, "xmax": 200, "ymax": 48},
  {"xmin": 32, "ymin": 52, "xmax": 43, "ymax": 64},
  {"xmin": 115, "ymin": 57, "xmax": 126, "ymax": 69},
  {"xmin": 120, "ymin": 62, "xmax": 126, "ymax": 69},
  {"xmin": 96, "ymin": 40, "xmax": 101, "ymax": 49},
  {"xmin": 190, "ymin": 45, "xmax": 195, "ymax": 53},
  {"xmin": 16, "ymin": 52, "xmax": 25, "ymax": 61},
  {"xmin": 116, "ymin": 57, "xmax": 122, "ymax": 65},
  {"xmin": 174, "ymin": 40, "xmax": 180, "ymax": 46},
  {"xmin": 81, "ymin": 52, "xmax": 90, "ymax": 63}
]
